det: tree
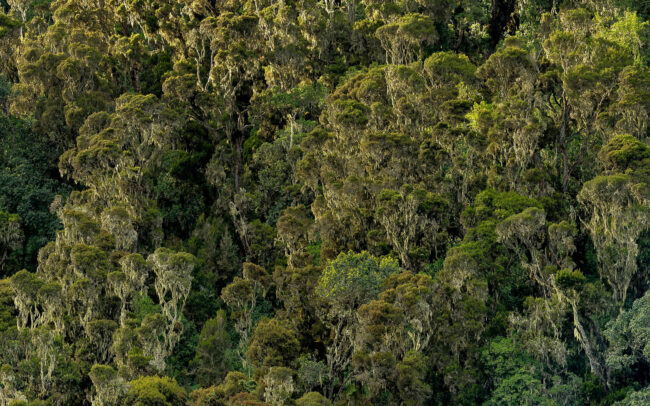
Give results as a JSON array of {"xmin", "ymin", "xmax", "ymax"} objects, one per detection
[
  {"xmin": 0, "ymin": 13, "xmax": 20, "ymax": 81},
  {"xmin": 615, "ymin": 386, "xmax": 650, "ymax": 406},
  {"xmin": 0, "ymin": 211, "xmax": 22, "ymax": 275},
  {"xmin": 605, "ymin": 289, "xmax": 650, "ymax": 381},
  {"xmin": 246, "ymin": 318, "xmax": 300, "ymax": 370},
  {"xmin": 349, "ymin": 271, "xmax": 437, "ymax": 403},
  {"xmin": 148, "ymin": 248, "xmax": 196, "ymax": 361},
  {"xmin": 540, "ymin": 8, "xmax": 638, "ymax": 193},
  {"xmin": 261, "ymin": 367, "xmax": 295, "ymax": 406},
  {"xmin": 276, "ymin": 205, "xmax": 314, "ymax": 267},
  {"xmin": 497, "ymin": 205, "xmax": 613, "ymax": 390},
  {"xmin": 60, "ymin": 94, "xmax": 181, "ymax": 213},
  {"xmin": 222, "ymin": 262, "xmax": 270, "ymax": 371},
  {"xmin": 192, "ymin": 310, "xmax": 233, "ymax": 387},
  {"xmin": 315, "ymin": 251, "xmax": 399, "ymax": 398},
  {"xmin": 613, "ymin": 65, "xmax": 650, "ymax": 137},
  {"xmin": 0, "ymin": 363, "xmax": 27, "ymax": 405},
  {"xmin": 295, "ymin": 392, "xmax": 331, "ymax": 406},
  {"xmin": 10, "ymin": 270, "xmax": 42, "ymax": 329},
  {"xmin": 0, "ymin": 115, "xmax": 70, "ymax": 273},
  {"xmin": 222, "ymin": 277, "xmax": 255, "ymax": 369},
  {"xmin": 122, "ymin": 376, "xmax": 188, "ymax": 406},
  {"xmin": 376, "ymin": 14, "xmax": 437, "ymax": 64},
  {"xmin": 375, "ymin": 186, "xmax": 448, "ymax": 268},
  {"xmin": 481, "ymin": 336, "xmax": 560, "ymax": 406},
  {"xmin": 89, "ymin": 364, "xmax": 127, "ymax": 406},
  {"xmin": 30, "ymin": 326, "xmax": 59, "ymax": 396},
  {"xmin": 11, "ymin": 0, "xmax": 117, "ymax": 148},
  {"xmin": 578, "ymin": 135, "xmax": 650, "ymax": 306}
]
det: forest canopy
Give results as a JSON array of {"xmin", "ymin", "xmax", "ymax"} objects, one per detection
[{"xmin": 0, "ymin": 0, "xmax": 649, "ymax": 404}]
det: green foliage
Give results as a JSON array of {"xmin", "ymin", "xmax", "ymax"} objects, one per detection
[
  {"xmin": 615, "ymin": 386, "xmax": 650, "ymax": 405},
  {"xmin": 0, "ymin": 13, "xmax": 19, "ymax": 38},
  {"xmin": 605, "ymin": 289, "xmax": 650, "ymax": 378},
  {"xmin": 555, "ymin": 269, "xmax": 586, "ymax": 291},
  {"xmin": 316, "ymin": 251, "xmax": 399, "ymax": 307},
  {"xmin": 599, "ymin": 134, "xmax": 650, "ymax": 171},
  {"xmin": 424, "ymin": 52, "xmax": 477, "ymax": 87},
  {"xmin": 246, "ymin": 318, "xmax": 300, "ymax": 369},
  {"xmin": 296, "ymin": 392, "xmax": 331, "ymax": 406},
  {"xmin": 0, "ymin": 1, "xmax": 647, "ymax": 405},
  {"xmin": 191, "ymin": 310, "xmax": 233, "ymax": 387},
  {"xmin": 0, "ymin": 116, "xmax": 69, "ymax": 275},
  {"xmin": 122, "ymin": 376, "xmax": 188, "ymax": 406}
]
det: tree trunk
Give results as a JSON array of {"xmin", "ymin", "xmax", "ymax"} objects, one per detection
[
  {"xmin": 559, "ymin": 94, "xmax": 570, "ymax": 194},
  {"xmin": 570, "ymin": 300, "xmax": 609, "ymax": 392}
]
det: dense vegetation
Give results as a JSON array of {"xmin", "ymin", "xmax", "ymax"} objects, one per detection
[{"xmin": 0, "ymin": 0, "xmax": 649, "ymax": 404}]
